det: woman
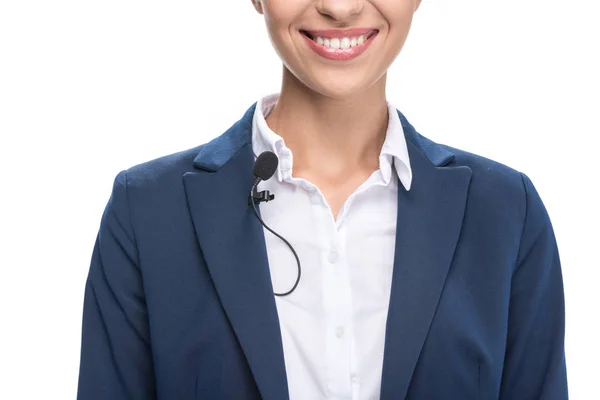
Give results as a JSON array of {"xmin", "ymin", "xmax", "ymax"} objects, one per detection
[{"xmin": 77, "ymin": 1, "xmax": 568, "ymax": 399}]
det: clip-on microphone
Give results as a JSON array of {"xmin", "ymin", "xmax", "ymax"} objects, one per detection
[
  {"xmin": 249, "ymin": 151, "xmax": 278, "ymax": 206},
  {"xmin": 249, "ymin": 151, "xmax": 302, "ymax": 297}
]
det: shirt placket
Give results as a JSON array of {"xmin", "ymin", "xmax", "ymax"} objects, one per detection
[{"xmin": 317, "ymin": 199, "xmax": 353, "ymax": 398}]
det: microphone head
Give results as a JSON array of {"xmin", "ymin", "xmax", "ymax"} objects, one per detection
[{"xmin": 253, "ymin": 151, "xmax": 279, "ymax": 181}]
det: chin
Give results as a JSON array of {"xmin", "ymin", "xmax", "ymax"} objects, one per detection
[
  {"xmin": 313, "ymin": 82, "xmax": 370, "ymax": 100},
  {"xmin": 293, "ymin": 67, "xmax": 384, "ymax": 100},
  {"xmin": 319, "ymin": 77, "xmax": 385, "ymax": 100}
]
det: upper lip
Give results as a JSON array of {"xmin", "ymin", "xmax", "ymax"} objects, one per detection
[{"xmin": 301, "ymin": 28, "xmax": 378, "ymax": 39}]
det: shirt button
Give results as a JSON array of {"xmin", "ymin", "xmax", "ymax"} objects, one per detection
[
  {"xmin": 351, "ymin": 375, "xmax": 358, "ymax": 384},
  {"xmin": 335, "ymin": 326, "xmax": 345, "ymax": 338},
  {"xmin": 327, "ymin": 250, "xmax": 339, "ymax": 263}
]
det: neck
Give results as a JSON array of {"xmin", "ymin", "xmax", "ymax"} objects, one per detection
[{"xmin": 265, "ymin": 66, "xmax": 389, "ymax": 177}]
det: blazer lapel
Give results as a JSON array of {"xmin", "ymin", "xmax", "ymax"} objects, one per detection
[
  {"xmin": 182, "ymin": 105, "xmax": 289, "ymax": 400},
  {"xmin": 379, "ymin": 112, "xmax": 473, "ymax": 399}
]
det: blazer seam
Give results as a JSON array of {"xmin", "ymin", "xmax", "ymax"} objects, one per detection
[
  {"xmin": 121, "ymin": 169, "xmax": 158, "ymax": 388},
  {"xmin": 513, "ymin": 171, "xmax": 530, "ymax": 276},
  {"xmin": 122, "ymin": 169, "xmax": 142, "ymax": 270}
]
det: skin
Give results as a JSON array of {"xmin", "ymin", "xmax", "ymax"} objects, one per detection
[{"xmin": 251, "ymin": 0, "xmax": 422, "ymax": 218}]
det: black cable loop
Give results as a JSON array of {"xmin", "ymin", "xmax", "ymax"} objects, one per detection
[{"xmin": 250, "ymin": 186, "xmax": 302, "ymax": 296}]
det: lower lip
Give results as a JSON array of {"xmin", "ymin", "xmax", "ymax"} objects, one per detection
[{"xmin": 302, "ymin": 32, "xmax": 378, "ymax": 61}]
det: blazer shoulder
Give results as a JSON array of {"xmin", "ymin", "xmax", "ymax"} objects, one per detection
[
  {"xmin": 121, "ymin": 145, "xmax": 204, "ymax": 190},
  {"xmin": 405, "ymin": 119, "xmax": 525, "ymax": 192},
  {"xmin": 439, "ymin": 142, "xmax": 526, "ymax": 196},
  {"xmin": 434, "ymin": 141, "xmax": 532, "ymax": 229},
  {"xmin": 435, "ymin": 142, "xmax": 533, "ymax": 252}
]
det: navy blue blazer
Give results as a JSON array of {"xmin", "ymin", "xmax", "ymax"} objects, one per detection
[{"xmin": 77, "ymin": 104, "xmax": 568, "ymax": 399}]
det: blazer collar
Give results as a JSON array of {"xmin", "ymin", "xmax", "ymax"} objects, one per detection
[{"xmin": 184, "ymin": 103, "xmax": 471, "ymax": 399}]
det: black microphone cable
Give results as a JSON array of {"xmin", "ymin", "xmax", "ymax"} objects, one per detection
[{"xmin": 249, "ymin": 151, "xmax": 302, "ymax": 297}]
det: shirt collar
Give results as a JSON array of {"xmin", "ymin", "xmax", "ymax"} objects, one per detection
[{"xmin": 252, "ymin": 93, "xmax": 412, "ymax": 191}]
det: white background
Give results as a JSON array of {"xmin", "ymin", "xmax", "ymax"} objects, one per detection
[{"xmin": 1, "ymin": 0, "xmax": 598, "ymax": 398}]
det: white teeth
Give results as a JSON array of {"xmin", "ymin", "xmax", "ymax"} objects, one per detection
[
  {"xmin": 312, "ymin": 34, "xmax": 370, "ymax": 49},
  {"xmin": 340, "ymin": 37, "xmax": 350, "ymax": 49}
]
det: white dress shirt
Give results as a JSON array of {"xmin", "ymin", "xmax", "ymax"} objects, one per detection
[{"xmin": 252, "ymin": 93, "xmax": 413, "ymax": 400}]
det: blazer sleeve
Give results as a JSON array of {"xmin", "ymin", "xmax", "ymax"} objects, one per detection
[
  {"xmin": 77, "ymin": 171, "xmax": 157, "ymax": 399},
  {"xmin": 499, "ymin": 172, "xmax": 568, "ymax": 399}
]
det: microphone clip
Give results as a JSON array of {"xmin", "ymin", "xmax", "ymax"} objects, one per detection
[{"xmin": 248, "ymin": 189, "xmax": 275, "ymax": 206}]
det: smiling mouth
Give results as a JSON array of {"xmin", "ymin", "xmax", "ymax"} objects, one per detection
[{"xmin": 300, "ymin": 30, "xmax": 378, "ymax": 50}]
